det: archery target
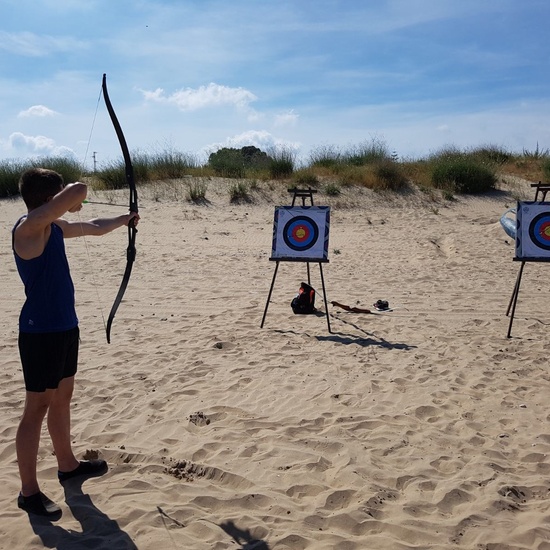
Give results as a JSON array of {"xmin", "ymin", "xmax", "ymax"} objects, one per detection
[
  {"xmin": 528, "ymin": 213, "xmax": 550, "ymax": 250},
  {"xmin": 271, "ymin": 206, "xmax": 330, "ymax": 261},
  {"xmin": 283, "ymin": 216, "xmax": 319, "ymax": 251},
  {"xmin": 516, "ymin": 201, "xmax": 550, "ymax": 260}
]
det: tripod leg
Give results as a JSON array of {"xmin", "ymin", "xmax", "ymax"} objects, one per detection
[
  {"xmin": 261, "ymin": 262, "xmax": 280, "ymax": 328},
  {"xmin": 507, "ymin": 261, "xmax": 525, "ymax": 338},
  {"xmin": 319, "ymin": 263, "xmax": 332, "ymax": 333},
  {"xmin": 506, "ymin": 261, "xmax": 524, "ymax": 316}
]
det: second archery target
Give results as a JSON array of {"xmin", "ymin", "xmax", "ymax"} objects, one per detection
[
  {"xmin": 516, "ymin": 201, "xmax": 550, "ymax": 261},
  {"xmin": 271, "ymin": 206, "xmax": 330, "ymax": 261}
]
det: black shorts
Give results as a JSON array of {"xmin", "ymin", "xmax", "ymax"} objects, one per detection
[{"xmin": 18, "ymin": 327, "xmax": 79, "ymax": 392}]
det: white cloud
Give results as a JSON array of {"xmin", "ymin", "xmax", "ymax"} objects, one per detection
[
  {"xmin": 142, "ymin": 83, "xmax": 257, "ymax": 112},
  {"xmin": 18, "ymin": 105, "xmax": 58, "ymax": 118},
  {"xmin": 274, "ymin": 110, "xmax": 299, "ymax": 127},
  {"xmin": 6, "ymin": 132, "xmax": 75, "ymax": 157},
  {"xmin": 0, "ymin": 31, "xmax": 86, "ymax": 56}
]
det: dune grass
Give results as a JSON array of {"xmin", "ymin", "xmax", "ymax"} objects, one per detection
[
  {"xmin": 0, "ymin": 157, "xmax": 83, "ymax": 198},
  {"xmin": 1, "ymin": 140, "xmax": 548, "ymax": 201}
]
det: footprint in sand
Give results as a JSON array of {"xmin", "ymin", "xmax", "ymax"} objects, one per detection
[{"xmin": 189, "ymin": 411, "xmax": 211, "ymax": 426}]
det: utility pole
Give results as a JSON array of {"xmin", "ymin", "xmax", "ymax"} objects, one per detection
[{"xmin": 92, "ymin": 152, "xmax": 97, "ymax": 172}]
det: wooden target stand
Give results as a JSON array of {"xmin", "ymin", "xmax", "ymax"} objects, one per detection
[
  {"xmin": 261, "ymin": 188, "xmax": 332, "ymax": 333},
  {"xmin": 506, "ymin": 182, "xmax": 550, "ymax": 337}
]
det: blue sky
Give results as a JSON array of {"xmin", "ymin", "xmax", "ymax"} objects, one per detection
[{"xmin": 1, "ymin": 0, "xmax": 549, "ymax": 168}]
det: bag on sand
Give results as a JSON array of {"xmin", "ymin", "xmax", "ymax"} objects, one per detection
[{"xmin": 291, "ymin": 282, "xmax": 316, "ymax": 314}]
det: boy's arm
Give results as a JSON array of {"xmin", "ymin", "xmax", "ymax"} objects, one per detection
[
  {"xmin": 58, "ymin": 212, "xmax": 140, "ymax": 238},
  {"xmin": 14, "ymin": 183, "xmax": 87, "ymax": 260}
]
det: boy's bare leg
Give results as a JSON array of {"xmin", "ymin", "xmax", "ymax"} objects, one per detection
[
  {"xmin": 16, "ymin": 391, "xmax": 52, "ymax": 496},
  {"xmin": 47, "ymin": 376, "xmax": 79, "ymax": 473}
]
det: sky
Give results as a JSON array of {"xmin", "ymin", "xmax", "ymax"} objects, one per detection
[{"xmin": 1, "ymin": 0, "xmax": 550, "ymax": 168}]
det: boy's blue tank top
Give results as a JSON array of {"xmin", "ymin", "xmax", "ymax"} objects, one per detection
[{"xmin": 13, "ymin": 218, "xmax": 78, "ymax": 333}]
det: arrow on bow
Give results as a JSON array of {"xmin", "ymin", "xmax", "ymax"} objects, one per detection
[{"xmin": 102, "ymin": 73, "xmax": 139, "ymax": 343}]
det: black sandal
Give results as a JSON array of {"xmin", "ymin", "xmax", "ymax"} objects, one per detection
[
  {"xmin": 58, "ymin": 459, "xmax": 108, "ymax": 483},
  {"xmin": 18, "ymin": 491, "xmax": 62, "ymax": 519}
]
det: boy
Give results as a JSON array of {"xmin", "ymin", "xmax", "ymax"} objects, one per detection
[{"xmin": 12, "ymin": 167, "xmax": 139, "ymax": 518}]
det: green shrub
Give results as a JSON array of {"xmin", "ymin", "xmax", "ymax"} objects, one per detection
[
  {"xmin": 431, "ymin": 159, "xmax": 497, "ymax": 194},
  {"xmin": 309, "ymin": 139, "xmax": 391, "ymax": 169},
  {"xmin": 131, "ymin": 152, "xmax": 151, "ymax": 182},
  {"xmin": 0, "ymin": 156, "xmax": 85, "ymax": 198},
  {"xmin": 240, "ymin": 146, "xmax": 271, "ymax": 169},
  {"xmin": 469, "ymin": 145, "xmax": 511, "ymax": 165},
  {"xmin": 94, "ymin": 160, "xmax": 130, "ymax": 189},
  {"xmin": 309, "ymin": 145, "xmax": 342, "ymax": 168},
  {"xmin": 31, "ymin": 157, "xmax": 84, "ymax": 183},
  {"xmin": 187, "ymin": 180, "xmax": 208, "ymax": 202},
  {"xmin": 293, "ymin": 169, "xmax": 319, "ymax": 186},
  {"xmin": 337, "ymin": 165, "xmax": 375, "ymax": 187},
  {"xmin": 208, "ymin": 148, "xmax": 246, "ymax": 178},
  {"xmin": 325, "ymin": 182, "xmax": 341, "ymax": 196},
  {"xmin": 229, "ymin": 181, "xmax": 251, "ymax": 203},
  {"xmin": 374, "ymin": 160, "xmax": 408, "ymax": 190},
  {"xmin": 522, "ymin": 142, "xmax": 550, "ymax": 159},
  {"xmin": 147, "ymin": 149, "xmax": 198, "ymax": 179},
  {"xmin": 269, "ymin": 148, "xmax": 295, "ymax": 179},
  {"xmin": 344, "ymin": 138, "xmax": 390, "ymax": 166},
  {"xmin": 542, "ymin": 158, "xmax": 550, "ymax": 181},
  {"xmin": 208, "ymin": 146, "xmax": 272, "ymax": 178},
  {"xmin": 0, "ymin": 159, "xmax": 27, "ymax": 197}
]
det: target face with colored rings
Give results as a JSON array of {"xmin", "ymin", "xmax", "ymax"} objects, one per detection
[
  {"xmin": 516, "ymin": 201, "xmax": 550, "ymax": 261},
  {"xmin": 529, "ymin": 212, "xmax": 550, "ymax": 250},
  {"xmin": 283, "ymin": 216, "xmax": 319, "ymax": 251},
  {"xmin": 270, "ymin": 206, "xmax": 330, "ymax": 261}
]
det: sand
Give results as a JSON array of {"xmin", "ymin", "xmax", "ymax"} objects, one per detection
[{"xmin": 1, "ymin": 177, "xmax": 549, "ymax": 549}]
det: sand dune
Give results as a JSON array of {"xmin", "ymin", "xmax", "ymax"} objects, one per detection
[{"xmin": 1, "ymin": 178, "xmax": 550, "ymax": 549}]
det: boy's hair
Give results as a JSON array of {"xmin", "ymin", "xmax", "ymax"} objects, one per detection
[{"xmin": 19, "ymin": 168, "xmax": 64, "ymax": 210}]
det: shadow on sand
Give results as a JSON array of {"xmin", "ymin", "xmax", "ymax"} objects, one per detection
[
  {"xmin": 28, "ymin": 476, "xmax": 137, "ymax": 550},
  {"xmin": 275, "ymin": 313, "xmax": 416, "ymax": 350},
  {"xmin": 218, "ymin": 520, "xmax": 270, "ymax": 549}
]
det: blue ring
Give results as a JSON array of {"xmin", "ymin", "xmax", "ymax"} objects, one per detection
[
  {"xmin": 529, "ymin": 212, "xmax": 550, "ymax": 250},
  {"xmin": 283, "ymin": 216, "xmax": 319, "ymax": 251}
]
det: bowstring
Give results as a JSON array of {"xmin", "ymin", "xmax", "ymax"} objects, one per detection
[{"xmin": 77, "ymin": 81, "xmax": 107, "ymax": 333}]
